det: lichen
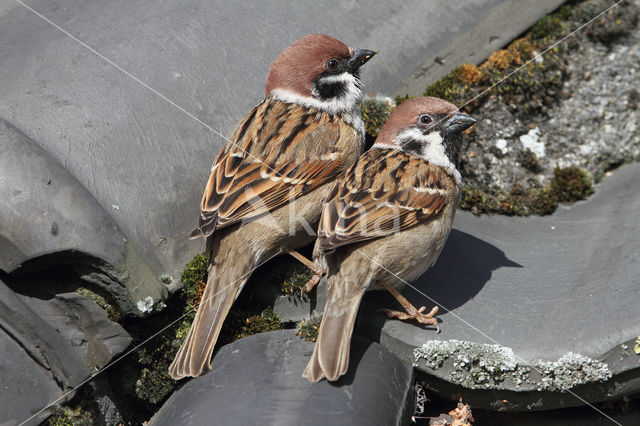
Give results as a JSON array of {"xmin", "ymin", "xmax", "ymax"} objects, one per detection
[
  {"xmin": 297, "ymin": 316, "xmax": 321, "ymax": 342},
  {"xmin": 136, "ymin": 296, "xmax": 154, "ymax": 314},
  {"xmin": 536, "ymin": 352, "xmax": 612, "ymax": 391},
  {"xmin": 414, "ymin": 340, "xmax": 612, "ymax": 392},
  {"xmin": 414, "ymin": 340, "xmax": 524, "ymax": 389}
]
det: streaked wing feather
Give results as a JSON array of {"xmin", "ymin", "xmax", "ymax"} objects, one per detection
[
  {"xmin": 192, "ymin": 100, "xmax": 345, "ymax": 238},
  {"xmin": 317, "ymin": 149, "xmax": 449, "ymax": 251}
]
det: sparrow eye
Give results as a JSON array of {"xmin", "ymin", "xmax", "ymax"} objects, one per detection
[
  {"xmin": 419, "ymin": 114, "xmax": 433, "ymax": 125},
  {"xmin": 326, "ymin": 59, "xmax": 339, "ymax": 71}
]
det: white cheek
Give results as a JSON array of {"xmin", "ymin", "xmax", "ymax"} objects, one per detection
[
  {"xmin": 269, "ymin": 70, "xmax": 362, "ymax": 117},
  {"xmin": 316, "ymin": 72, "xmax": 357, "ymax": 86},
  {"xmin": 394, "ymin": 128, "xmax": 462, "ymax": 185}
]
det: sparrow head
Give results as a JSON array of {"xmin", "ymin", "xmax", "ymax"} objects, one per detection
[
  {"xmin": 265, "ymin": 34, "xmax": 376, "ymax": 115},
  {"xmin": 374, "ymin": 97, "xmax": 477, "ymax": 183}
]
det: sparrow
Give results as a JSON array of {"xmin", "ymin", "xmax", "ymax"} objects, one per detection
[
  {"xmin": 302, "ymin": 97, "xmax": 476, "ymax": 382},
  {"xmin": 168, "ymin": 34, "xmax": 376, "ymax": 379}
]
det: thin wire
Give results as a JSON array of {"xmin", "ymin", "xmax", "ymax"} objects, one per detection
[
  {"xmin": 17, "ymin": 251, "xmax": 281, "ymax": 426},
  {"xmin": 356, "ymin": 250, "xmax": 623, "ymax": 426}
]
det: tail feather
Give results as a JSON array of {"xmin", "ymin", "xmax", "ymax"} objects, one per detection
[
  {"xmin": 303, "ymin": 275, "xmax": 367, "ymax": 382},
  {"xmin": 168, "ymin": 258, "xmax": 253, "ymax": 379}
]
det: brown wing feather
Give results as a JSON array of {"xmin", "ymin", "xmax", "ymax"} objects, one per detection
[
  {"xmin": 191, "ymin": 100, "xmax": 347, "ymax": 239},
  {"xmin": 317, "ymin": 149, "xmax": 450, "ymax": 251}
]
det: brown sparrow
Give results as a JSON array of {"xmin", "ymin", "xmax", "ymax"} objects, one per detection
[
  {"xmin": 168, "ymin": 34, "xmax": 375, "ymax": 379},
  {"xmin": 302, "ymin": 97, "xmax": 476, "ymax": 382}
]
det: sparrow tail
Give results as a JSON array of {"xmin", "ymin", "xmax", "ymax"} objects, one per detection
[
  {"xmin": 168, "ymin": 253, "xmax": 254, "ymax": 379},
  {"xmin": 302, "ymin": 274, "xmax": 367, "ymax": 382}
]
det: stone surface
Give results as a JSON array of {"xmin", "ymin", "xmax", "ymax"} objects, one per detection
[
  {"xmin": 0, "ymin": 0, "xmax": 564, "ymax": 283},
  {"xmin": 0, "ymin": 118, "xmax": 167, "ymax": 316},
  {"xmin": 254, "ymin": 277, "xmax": 328, "ymax": 323},
  {"xmin": 460, "ymin": 0, "xmax": 640, "ymax": 204},
  {"xmin": 150, "ymin": 330, "xmax": 414, "ymax": 426},
  {"xmin": 359, "ymin": 162, "xmax": 640, "ymax": 410},
  {"xmin": 0, "ymin": 278, "xmax": 132, "ymax": 426}
]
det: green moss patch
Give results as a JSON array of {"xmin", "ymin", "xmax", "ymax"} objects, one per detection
[
  {"xmin": 297, "ymin": 316, "xmax": 322, "ymax": 342},
  {"xmin": 76, "ymin": 287, "xmax": 122, "ymax": 322},
  {"xmin": 45, "ymin": 407, "xmax": 94, "ymax": 426},
  {"xmin": 551, "ymin": 166, "xmax": 594, "ymax": 203},
  {"xmin": 461, "ymin": 166, "xmax": 593, "ymax": 216}
]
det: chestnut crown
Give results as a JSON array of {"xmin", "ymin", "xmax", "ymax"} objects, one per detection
[
  {"xmin": 265, "ymin": 34, "xmax": 375, "ymax": 113},
  {"xmin": 375, "ymin": 97, "xmax": 477, "ymax": 183}
]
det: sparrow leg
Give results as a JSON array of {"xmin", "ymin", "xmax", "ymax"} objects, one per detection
[
  {"xmin": 379, "ymin": 283, "xmax": 440, "ymax": 333},
  {"xmin": 287, "ymin": 250, "xmax": 325, "ymax": 296}
]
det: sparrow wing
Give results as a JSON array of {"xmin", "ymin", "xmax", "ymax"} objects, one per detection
[
  {"xmin": 192, "ymin": 99, "xmax": 352, "ymax": 238},
  {"xmin": 317, "ymin": 148, "xmax": 450, "ymax": 251}
]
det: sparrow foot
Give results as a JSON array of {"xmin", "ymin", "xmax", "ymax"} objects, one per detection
[
  {"xmin": 300, "ymin": 273, "xmax": 322, "ymax": 297},
  {"xmin": 381, "ymin": 305, "xmax": 440, "ymax": 333},
  {"xmin": 288, "ymin": 250, "xmax": 325, "ymax": 297},
  {"xmin": 380, "ymin": 282, "xmax": 440, "ymax": 332}
]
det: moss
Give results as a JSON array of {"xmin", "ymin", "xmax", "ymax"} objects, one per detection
[
  {"xmin": 457, "ymin": 63, "xmax": 486, "ymax": 84},
  {"xmin": 460, "ymin": 186, "xmax": 531, "ymax": 216},
  {"xmin": 531, "ymin": 12, "xmax": 567, "ymax": 41},
  {"xmin": 461, "ymin": 182, "xmax": 565, "ymax": 217},
  {"xmin": 359, "ymin": 96, "xmax": 395, "ymax": 139},
  {"xmin": 530, "ymin": 185, "xmax": 559, "ymax": 215},
  {"xmin": 262, "ymin": 256, "xmax": 313, "ymax": 296},
  {"xmin": 423, "ymin": 68, "xmax": 471, "ymax": 105},
  {"xmin": 233, "ymin": 306, "xmax": 282, "ymax": 340},
  {"xmin": 297, "ymin": 316, "xmax": 321, "ymax": 342},
  {"xmin": 181, "ymin": 252, "xmax": 209, "ymax": 307},
  {"xmin": 422, "ymin": 30, "xmax": 565, "ymax": 116},
  {"xmin": 394, "ymin": 94, "xmax": 414, "ymax": 106},
  {"xmin": 484, "ymin": 46, "xmax": 524, "ymax": 71},
  {"xmin": 581, "ymin": 0, "xmax": 638, "ymax": 44},
  {"xmin": 76, "ymin": 287, "xmax": 121, "ymax": 322},
  {"xmin": 45, "ymin": 407, "xmax": 94, "ymax": 426},
  {"xmin": 135, "ymin": 343, "xmax": 177, "ymax": 405},
  {"xmin": 280, "ymin": 268, "xmax": 313, "ymax": 296},
  {"xmin": 518, "ymin": 148, "xmax": 542, "ymax": 173},
  {"xmin": 551, "ymin": 166, "xmax": 594, "ymax": 203}
]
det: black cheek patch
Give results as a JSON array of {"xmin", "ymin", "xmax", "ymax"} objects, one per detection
[
  {"xmin": 315, "ymin": 82, "xmax": 347, "ymax": 100},
  {"xmin": 400, "ymin": 139, "xmax": 423, "ymax": 156}
]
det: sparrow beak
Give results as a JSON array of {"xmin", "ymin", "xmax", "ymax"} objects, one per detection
[
  {"xmin": 444, "ymin": 112, "xmax": 477, "ymax": 134},
  {"xmin": 346, "ymin": 49, "xmax": 376, "ymax": 72}
]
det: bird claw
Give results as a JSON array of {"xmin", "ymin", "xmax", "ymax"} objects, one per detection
[
  {"xmin": 300, "ymin": 272, "xmax": 322, "ymax": 298},
  {"xmin": 380, "ymin": 305, "xmax": 440, "ymax": 333}
]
